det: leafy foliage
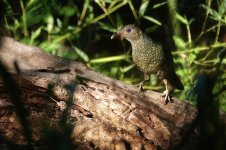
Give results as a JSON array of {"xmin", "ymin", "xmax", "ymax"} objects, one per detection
[{"xmin": 0, "ymin": 0, "xmax": 225, "ymax": 111}]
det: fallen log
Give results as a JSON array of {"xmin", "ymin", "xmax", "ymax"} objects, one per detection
[{"xmin": 0, "ymin": 37, "xmax": 197, "ymax": 149}]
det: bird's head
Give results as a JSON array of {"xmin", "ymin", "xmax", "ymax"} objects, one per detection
[{"xmin": 111, "ymin": 24, "xmax": 142, "ymax": 42}]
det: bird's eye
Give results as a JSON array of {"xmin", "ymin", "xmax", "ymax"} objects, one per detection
[{"xmin": 126, "ymin": 28, "xmax": 131, "ymax": 33}]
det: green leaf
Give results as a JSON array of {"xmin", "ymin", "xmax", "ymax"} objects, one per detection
[
  {"xmin": 173, "ymin": 35, "xmax": 186, "ymax": 49},
  {"xmin": 188, "ymin": 53, "xmax": 197, "ymax": 64},
  {"xmin": 24, "ymin": 0, "xmax": 59, "ymax": 27},
  {"xmin": 59, "ymin": 6, "xmax": 76, "ymax": 17},
  {"xmin": 89, "ymin": 55, "xmax": 130, "ymax": 64},
  {"xmin": 176, "ymin": 13, "xmax": 188, "ymax": 25},
  {"xmin": 40, "ymin": 41, "xmax": 60, "ymax": 53},
  {"xmin": 128, "ymin": 0, "xmax": 139, "ymax": 21},
  {"xmin": 45, "ymin": 15, "xmax": 54, "ymax": 33},
  {"xmin": 219, "ymin": 0, "xmax": 226, "ymax": 15},
  {"xmin": 201, "ymin": 4, "xmax": 221, "ymax": 20},
  {"xmin": 120, "ymin": 64, "xmax": 136, "ymax": 73},
  {"xmin": 98, "ymin": 22, "xmax": 115, "ymax": 32},
  {"xmin": 84, "ymin": 5, "xmax": 94, "ymax": 23},
  {"xmin": 116, "ymin": 13, "xmax": 123, "ymax": 28},
  {"xmin": 152, "ymin": 2, "xmax": 167, "ymax": 9},
  {"xmin": 188, "ymin": 18, "xmax": 195, "ymax": 24},
  {"xmin": 142, "ymin": 15, "xmax": 162, "ymax": 26},
  {"xmin": 72, "ymin": 46, "xmax": 89, "ymax": 62},
  {"xmin": 139, "ymin": 1, "xmax": 150, "ymax": 16},
  {"xmin": 30, "ymin": 26, "xmax": 42, "ymax": 45},
  {"xmin": 56, "ymin": 18, "xmax": 62, "ymax": 28}
]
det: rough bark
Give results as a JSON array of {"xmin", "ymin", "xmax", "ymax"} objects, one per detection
[{"xmin": 0, "ymin": 37, "xmax": 197, "ymax": 150}]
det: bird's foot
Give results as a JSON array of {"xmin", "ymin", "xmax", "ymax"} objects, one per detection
[
  {"xmin": 161, "ymin": 90, "xmax": 173, "ymax": 104},
  {"xmin": 138, "ymin": 82, "xmax": 145, "ymax": 92}
]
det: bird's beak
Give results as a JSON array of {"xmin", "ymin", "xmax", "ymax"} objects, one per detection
[{"xmin": 111, "ymin": 32, "xmax": 121, "ymax": 39}]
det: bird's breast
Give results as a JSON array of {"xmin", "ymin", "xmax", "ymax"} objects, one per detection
[{"xmin": 132, "ymin": 45, "xmax": 164, "ymax": 74}]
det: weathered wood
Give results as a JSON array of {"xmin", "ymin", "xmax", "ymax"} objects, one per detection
[{"xmin": 0, "ymin": 37, "xmax": 197, "ymax": 149}]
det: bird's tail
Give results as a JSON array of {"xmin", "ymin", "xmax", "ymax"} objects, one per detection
[{"xmin": 168, "ymin": 72, "xmax": 184, "ymax": 90}]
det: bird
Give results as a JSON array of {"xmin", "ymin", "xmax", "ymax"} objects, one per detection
[{"xmin": 111, "ymin": 24, "xmax": 184, "ymax": 103}]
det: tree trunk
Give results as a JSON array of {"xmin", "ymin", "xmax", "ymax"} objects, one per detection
[{"xmin": 0, "ymin": 37, "xmax": 197, "ymax": 150}]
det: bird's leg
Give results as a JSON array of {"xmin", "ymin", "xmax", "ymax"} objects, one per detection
[
  {"xmin": 138, "ymin": 74, "xmax": 150, "ymax": 91},
  {"xmin": 162, "ymin": 79, "xmax": 173, "ymax": 103}
]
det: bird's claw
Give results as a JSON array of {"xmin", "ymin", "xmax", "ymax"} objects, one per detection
[
  {"xmin": 161, "ymin": 90, "xmax": 172, "ymax": 104},
  {"xmin": 138, "ymin": 83, "xmax": 145, "ymax": 92}
]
